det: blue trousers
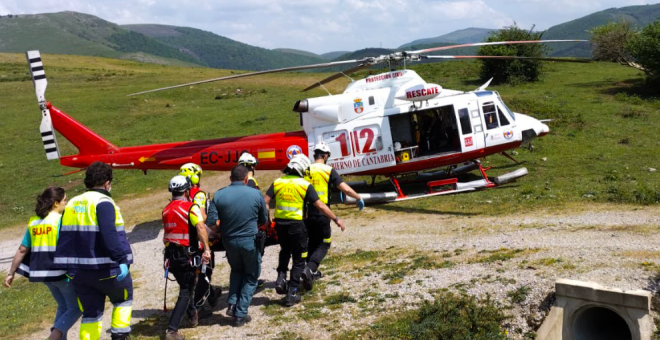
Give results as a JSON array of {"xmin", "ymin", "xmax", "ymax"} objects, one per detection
[
  {"xmin": 72, "ymin": 269, "xmax": 133, "ymax": 338},
  {"xmin": 44, "ymin": 280, "xmax": 82, "ymax": 340},
  {"xmin": 223, "ymin": 236, "xmax": 261, "ymax": 318}
]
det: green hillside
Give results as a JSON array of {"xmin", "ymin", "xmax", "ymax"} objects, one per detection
[
  {"xmin": 321, "ymin": 51, "xmax": 351, "ymax": 60},
  {"xmin": 123, "ymin": 24, "xmax": 327, "ymax": 70},
  {"xmin": 399, "ymin": 27, "xmax": 495, "ymax": 48},
  {"xmin": 545, "ymin": 3, "xmax": 660, "ymax": 57},
  {"xmin": 0, "ymin": 11, "xmax": 202, "ymax": 66},
  {"xmin": 273, "ymin": 48, "xmax": 322, "ymax": 59}
]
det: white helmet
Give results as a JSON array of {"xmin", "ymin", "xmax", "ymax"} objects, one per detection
[
  {"xmin": 287, "ymin": 154, "xmax": 311, "ymax": 177},
  {"xmin": 314, "ymin": 141, "xmax": 331, "ymax": 157},
  {"xmin": 238, "ymin": 152, "xmax": 258, "ymax": 167},
  {"xmin": 169, "ymin": 175, "xmax": 192, "ymax": 193}
]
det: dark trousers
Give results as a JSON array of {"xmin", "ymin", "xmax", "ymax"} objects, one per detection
[
  {"xmin": 305, "ymin": 215, "xmax": 332, "ymax": 272},
  {"xmin": 223, "ymin": 236, "xmax": 261, "ymax": 318},
  {"xmin": 275, "ymin": 220, "xmax": 308, "ymax": 288},
  {"xmin": 168, "ymin": 266, "xmax": 197, "ymax": 332},
  {"xmin": 72, "ymin": 269, "xmax": 133, "ymax": 338},
  {"xmin": 165, "ymin": 246, "xmax": 207, "ymax": 332},
  {"xmin": 194, "ymin": 252, "xmax": 216, "ymax": 306}
]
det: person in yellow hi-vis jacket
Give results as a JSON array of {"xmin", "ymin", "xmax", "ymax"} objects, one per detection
[
  {"xmin": 302, "ymin": 142, "xmax": 364, "ymax": 291},
  {"xmin": 54, "ymin": 162, "xmax": 133, "ymax": 340},
  {"xmin": 4, "ymin": 187, "xmax": 81, "ymax": 340},
  {"xmin": 264, "ymin": 154, "xmax": 345, "ymax": 306}
]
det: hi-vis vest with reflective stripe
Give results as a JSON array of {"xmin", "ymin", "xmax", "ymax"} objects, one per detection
[
  {"xmin": 56, "ymin": 191, "xmax": 133, "ymax": 269},
  {"xmin": 17, "ymin": 212, "xmax": 67, "ymax": 282},
  {"xmin": 274, "ymin": 175, "xmax": 311, "ymax": 221},
  {"xmin": 162, "ymin": 199, "xmax": 196, "ymax": 247},
  {"xmin": 248, "ymin": 175, "xmax": 259, "ymax": 189},
  {"xmin": 307, "ymin": 163, "xmax": 332, "ymax": 204}
]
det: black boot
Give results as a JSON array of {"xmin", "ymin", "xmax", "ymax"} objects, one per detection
[
  {"xmin": 226, "ymin": 303, "xmax": 236, "ymax": 317},
  {"xmin": 301, "ymin": 266, "xmax": 314, "ymax": 291},
  {"xmin": 275, "ymin": 271, "xmax": 288, "ymax": 295},
  {"xmin": 284, "ymin": 286, "xmax": 301, "ymax": 307},
  {"xmin": 111, "ymin": 333, "xmax": 131, "ymax": 340},
  {"xmin": 208, "ymin": 286, "xmax": 223, "ymax": 308}
]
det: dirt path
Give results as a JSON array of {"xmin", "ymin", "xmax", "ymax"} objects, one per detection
[{"xmin": 2, "ymin": 171, "xmax": 659, "ymax": 339}]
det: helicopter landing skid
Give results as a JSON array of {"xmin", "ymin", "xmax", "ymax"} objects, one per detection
[{"xmin": 348, "ymin": 162, "xmax": 527, "ymax": 205}]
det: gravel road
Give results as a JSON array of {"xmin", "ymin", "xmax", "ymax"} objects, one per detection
[{"xmin": 2, "ymin": 171, "xmax": 658, "ymax": 340}]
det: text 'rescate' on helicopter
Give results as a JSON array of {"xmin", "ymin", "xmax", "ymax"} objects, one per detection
[{"xmin": 27, "ymin": 39, "xmax": 589, "ymax": 203}]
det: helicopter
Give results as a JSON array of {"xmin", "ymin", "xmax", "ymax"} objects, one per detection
[{"xmin": 27, "ymin": 39, "xmax": 588, "ymax": 203}]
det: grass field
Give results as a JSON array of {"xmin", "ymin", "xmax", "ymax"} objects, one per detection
[{"xmin": 0, "ymin": 52, "xmax": 659, "ymax": 229}]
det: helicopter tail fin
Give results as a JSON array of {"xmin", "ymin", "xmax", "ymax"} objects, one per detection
[
  {"xmin": 27, "ymin": 50, "xmax": 61, "ymax": 160},
  {"xmin": 27, "ymin": 50, "xmax": 119, "ymax": 158}
]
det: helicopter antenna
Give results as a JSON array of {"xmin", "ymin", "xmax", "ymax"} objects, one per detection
[
  {"xmin": 318, "ymin": 83, "xmax": 332, "ymax": 96},
  {"xmin": 340, "ymin": 71, "xmax": 354, "ymax": 82}
]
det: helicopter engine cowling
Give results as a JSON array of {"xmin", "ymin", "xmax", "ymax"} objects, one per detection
[
  {"xmin": 310, "ymin": 104, "xmax": 341, "ymax": 123},
  {"xmin": 396, "ymin": 83, "xmax": 442, "ymax": 102}
]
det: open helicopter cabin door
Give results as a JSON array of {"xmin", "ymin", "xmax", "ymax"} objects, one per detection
[{"xmin": 315, "ymin": 117, "xmax": 395, "ymax": 175}]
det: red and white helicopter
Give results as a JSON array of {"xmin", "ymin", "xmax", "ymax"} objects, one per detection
[{"xmin": 28, "ymin": 39, "xmax": 587, "ymax": 203}]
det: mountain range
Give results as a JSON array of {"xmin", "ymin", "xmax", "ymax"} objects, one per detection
[{"xmin": 1, "ymin": 4, "xmax": 659, "ymax": 70}]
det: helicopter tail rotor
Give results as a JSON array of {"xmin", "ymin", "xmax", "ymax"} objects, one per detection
[{"xmin": 27, "ymin": 50, "xmax": 60, "ymax": 161}]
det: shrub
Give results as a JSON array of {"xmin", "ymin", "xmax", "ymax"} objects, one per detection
[
  {"xmin": 627, "ymin": 19, "xmax": 660, "ymax": 86},
  {"xmin": 478, "ymin": 24, "xmax": 547, "ymax": 85},
  {"xmin": 589, "ymin": 21, "xmax": 636, "ymax": 62}
]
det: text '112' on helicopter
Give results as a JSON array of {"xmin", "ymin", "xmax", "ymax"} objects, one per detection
[{"xmin": 27, "ymin": 39, "xmax": 589, "ymax": 203}]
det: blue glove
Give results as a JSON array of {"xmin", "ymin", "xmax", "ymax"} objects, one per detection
[
  {"xmin": 357, "ymin": 199, "xmax": 365, "ymax": 211},
  {"xmin": 117, "ymin": 263, "xmax": 129, "ymax": 282}
]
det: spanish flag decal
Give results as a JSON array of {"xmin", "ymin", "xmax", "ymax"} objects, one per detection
[{"xmin": 258, "ymin": 149, "xmax": 276, "ymax": 160}]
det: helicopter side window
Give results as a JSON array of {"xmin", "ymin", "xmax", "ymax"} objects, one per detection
[
  {"xmin": 353, "ymin": 125, "xmax": 383, "ymax": 155},
  {"xmin": 497, "ymin": 106, "xmax": 510, "ymax": 126},
  {"xmin": 322, "ymin": 130, "xmax": 351, "ymax": 158},
  {"xmin": 482, "ymin": 102, "xmax": 499, "ymax": 130},
  {"xmin": 458, "ymin": 108, "xmax": 472, "ymax": 135}
]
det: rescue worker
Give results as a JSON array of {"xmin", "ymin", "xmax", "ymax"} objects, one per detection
[
  {"xmin": 264, "ymin": 154, "xmax": 346, "ymax": 306},
  {"xmin": 238, "ymin": 152, "xmax": 268, "ymax": 288},
  {"xmin": 302, "ymin": 142, "xmax": 365, "ymax": 290},
  {"xmin": 4, "ymin": 187, "xmax": 81, "ymax": 340},
  {"xmin": 238, "ymin": 152, "xmax": 259, "ymax": 189},
  {"xmin": 178, "ymin": 163, "xmax": 221, "ymax": 312},
  {"xmin": 163, "ymin": 175, "xmax": 212, "ymax": 340},
  {"xmin": 53, "ymin": 162, "xmax": 133, "ymax": 340},
  {"xmin": 206, "ymin": 165, "xmax": 268, "ymax": 326}
]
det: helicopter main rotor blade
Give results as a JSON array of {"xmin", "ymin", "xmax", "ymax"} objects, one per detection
[
  {"xmin": 407, "ymin": 39, "xmax": 588, "ymax": 55},
  {"xmin": 422, "ymin": 55, "xmax": 591, "ymax": 63},
  {"xmin": 127, "ymin": 59, "xmax": 363, "ymax": 96},
  {"xmin": 302, "ymin": 63, "xmax": 371, "ymax": 92}
]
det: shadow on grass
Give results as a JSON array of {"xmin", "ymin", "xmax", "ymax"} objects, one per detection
[
  {"xmin": 371, "ymin": 204, "xmax": 480, "ymax": 216},
  {"xmin": 569, "ymin": 78, "xmax": 659, "ymax": 100},
  {"xmin": 600, "ymin": 78, "xmax": 660, "ymax": 99}
]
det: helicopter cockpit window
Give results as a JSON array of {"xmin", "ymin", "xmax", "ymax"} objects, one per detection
[
  {"xmin": 495, "ymin": 92, "xmax": 516, "ymax": 121},
  {"xmin": 497, "ymin": 106, "xmax": 510, "ymax": 126},
  {"xmin": 482, "ymin": 102, "xmax": 499, "ymax": 130}
]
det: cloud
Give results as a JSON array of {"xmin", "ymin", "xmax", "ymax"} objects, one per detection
[{"xmin": 1, "ymin": 0, "xmax": 657, "ymax": 53}]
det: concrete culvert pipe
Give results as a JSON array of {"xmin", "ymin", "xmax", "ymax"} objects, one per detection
[{"xmin": 573, "ymin": 307, "xmax": 632, "ymax": 340}]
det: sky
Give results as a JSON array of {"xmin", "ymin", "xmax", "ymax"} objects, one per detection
[{"xmin": 1, "ymin": 0, "xmax": 658, "ymax": 54}]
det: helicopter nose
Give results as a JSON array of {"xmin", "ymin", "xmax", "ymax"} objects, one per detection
[{"xmin": 515, "ymin": 113, "xmax": 549, "ymax": 142}]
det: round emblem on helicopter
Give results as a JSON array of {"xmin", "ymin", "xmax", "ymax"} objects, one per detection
[
  {"xmin": 286, "ymin": 145, "xmax": 303, "ymax": 159},
  {"xmin": 503, "ymin": 130, "xmax": 514, "ymax": 140}
]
